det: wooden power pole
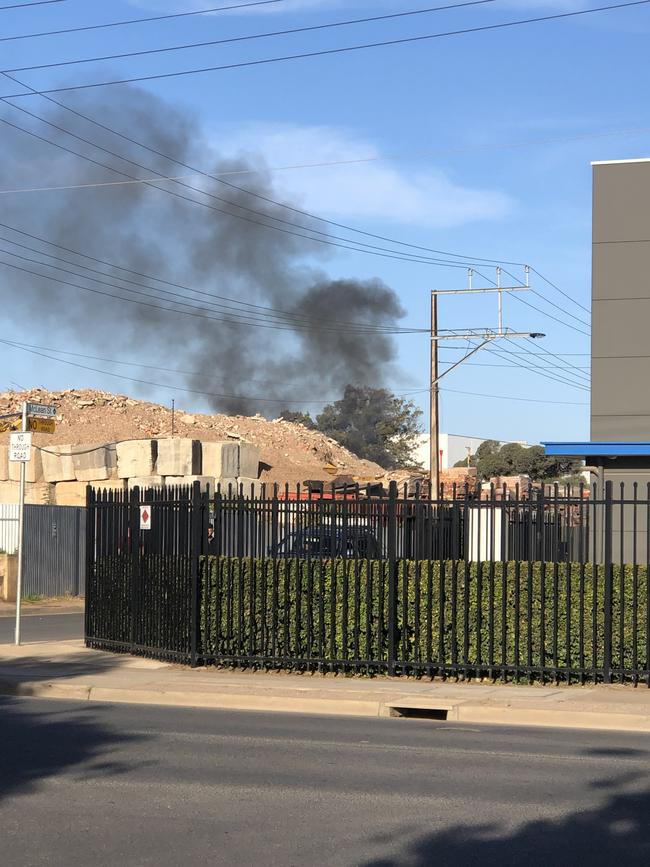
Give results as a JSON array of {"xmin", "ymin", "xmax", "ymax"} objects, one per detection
[{"xmin": 429, "ymin": 291, "xmax": 439, "ymax": 499}]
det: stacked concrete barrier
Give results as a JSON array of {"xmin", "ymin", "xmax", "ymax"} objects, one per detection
[
  {"xmin": 116, "ymin": 440, "xmax": 158, "ymax": 479},
  {"xmin": 156, "ymin": 438, "xmax": 201, "ymax": 476},
  {"xmin": 73, "ymin": 444, "xmax": 117, "ymax": 482}
]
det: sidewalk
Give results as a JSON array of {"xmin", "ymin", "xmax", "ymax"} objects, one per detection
[
  {"xmin": 1, "ymin": 640, "xmax": 650, "ymax": 732},
  {"xmin": 0, "ymin": 600, "xmax": 85, "ymax": 617}
]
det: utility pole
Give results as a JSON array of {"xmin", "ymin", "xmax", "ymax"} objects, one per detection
[
  {"xmin": 429, "ymin": 292, "xmax": 439, "ymax": 498},
  {"xmin": 427, "ymin": 266, "xmax": 543, "ymax": 495},
  {"xmin": 15, "ymin": 400, "xmax": 27, "ymax": 646}
]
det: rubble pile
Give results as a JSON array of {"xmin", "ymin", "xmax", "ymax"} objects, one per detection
[{"xmin": 0, "ymin": 388, "xmax": 387, "ymax": 493}]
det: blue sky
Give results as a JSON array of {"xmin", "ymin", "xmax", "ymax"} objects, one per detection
[{"xmin": 0, "ymin": 0, "xmax": 648, "ymax": 443}]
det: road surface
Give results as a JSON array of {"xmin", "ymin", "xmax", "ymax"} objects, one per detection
[
  {"xmin": 0, "ymin": 699, "xmax": 648, "ymax": 865},
  {"xmin": 0, "ymin": 611, "xmax": 83, "ymax": 644}
]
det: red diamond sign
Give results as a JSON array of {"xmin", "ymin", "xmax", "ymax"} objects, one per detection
[{"xmin": 140, "ymin": 505, "xmax": 151, "ymax": 531}]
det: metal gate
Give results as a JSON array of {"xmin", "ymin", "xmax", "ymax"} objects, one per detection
[{"xmin": 23, "ymin": 505, "xmax": 86, "ymax": 597}]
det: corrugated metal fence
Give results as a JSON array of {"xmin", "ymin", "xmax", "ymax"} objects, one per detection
[
  {"xmin": 0, "ymin": 503, "xmax": 19, "ymax": 554},
  {"xmin": 0, "ymin": 504, "xmax": 86, "ymax": 597}
]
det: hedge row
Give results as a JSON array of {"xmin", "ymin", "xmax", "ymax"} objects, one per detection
[{"xmin": 200, "ymin": 558, "xmax": 650, "ymax": 678}]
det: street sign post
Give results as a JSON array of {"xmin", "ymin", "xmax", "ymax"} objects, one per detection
[{"xmin": 11, "ymin": 404, "xmax": 29, "ymax": 645}]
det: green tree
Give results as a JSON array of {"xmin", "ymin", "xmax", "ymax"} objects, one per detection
[
  {"xmin": 457, "ymin": 440, "xmax": 581, "ymax": 481},
  {"xmin": 277, "ymin": 409, "xmax": 315, "ymax": 429},
  {"xmin": 315, "ymin": 384, "xmax": 423, "ymax": 469}
]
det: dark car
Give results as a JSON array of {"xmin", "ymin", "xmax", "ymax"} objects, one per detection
[{"xmin": 270, "ymin": 526, "xmax": 382, "ymax": 558}]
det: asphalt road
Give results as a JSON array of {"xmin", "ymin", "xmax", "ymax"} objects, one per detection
[
  {"xmin": 1, "ymin": 699, "xmax": 649, "ymax": 866},
  {"xmin": 0, "ymin": 612, "xmax": 83, "ymax": 644}
]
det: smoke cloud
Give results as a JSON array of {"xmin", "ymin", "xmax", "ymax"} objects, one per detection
[{"xmin": 0, "ymin": 86, "xmax": 405, "ymax": 416}]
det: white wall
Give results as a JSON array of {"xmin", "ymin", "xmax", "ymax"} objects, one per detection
[{"xmin": 413, "ymin": 434, "xmax": 532, "ymax": 471}]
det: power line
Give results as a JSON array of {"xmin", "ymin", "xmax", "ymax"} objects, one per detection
[
  {"xmin": 500, "ymin": 266, "xmax": 590, "ymax": 328},
  {"xmin": 0, "ymin": 106, "xmax": 479, "ymax": 272},
  {"xmin": 439, "ymin": 386, "xmax": 588, "ymax": 406},
  {"xmin": 482, "ymin": 341, "xmax": 590, "ymax": 392},
  {"xmin": 2, "ymin": 1, "xmax": 648, "ymax": 98},
  {"xmin": 0, "ymin": 1, "xmax": 292, "ymax": 43},
  {"xmin": 0, "ymin": 254, "xmax": 430, "ymax": 336},
  {"xmin": 0, "ymin": 220, "xmax": 426, "ymax": 333},
  {"xmin": 529, "ymin": 267, "xmax": 591, "ymax": 315},
  {"xmin": 0, "ymin": 0, "xmax": 64, "ymax": 9},
  {"xmin": 0, "ymin": 338, "xmax": 414, "ymax": 406},
  {"xmin": 0, "ymin": 338, "xmax": 591, "ymax": 408},
  {"xmin": 496, "ymin": 338, "xmax": 590, "ymax": 391},
  {"xmin": 0, "ymin": 72, "xmax": 508, "ymax": 272},
  {"xmin": 520, "ymin": 336, "xmax": 590, "ymax": 382},
  {"xmin": 0, "ymin": 71, "xmax": 599, "ymax": 321},
  {"xmin": 0, "ymin": 239, "xmax": 429, "ymax": 334},
  {"xmin": 0, "ymin": 122, "xmax": 648, "ymax": 191},
  {"xmin": 506, "ymin": 290, "xmax": 591, "ymax": 337},
  {"xmin": 6, "ymin": 3, "xmax": 500, "ymax": 73}
]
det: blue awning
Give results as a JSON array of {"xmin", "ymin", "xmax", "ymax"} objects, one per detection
[{"xmin": 543, "ymin": 441, "xmax": 650, "ymax": 457}]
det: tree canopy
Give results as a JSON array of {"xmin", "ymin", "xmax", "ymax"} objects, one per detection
[
  {"xmin": 311, "ymin": 385, "xmax": 423, "ymax": 469},
  {"xmin": 455, "ymin": 440, "xmax": 580, "ymax": 481}
]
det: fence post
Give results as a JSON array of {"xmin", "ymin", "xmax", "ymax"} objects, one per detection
[
  {"xmin": 84, "ymin": 484, "xmax": 94, "ymax": 645},
  {"xmin": 129, "ymin": 485, "xmax": 140, "ymax": 654},
  {"xmin": 387, "ymin": 480, "xmax": 398, "ymax": 676},
  {"xmin": 190, "ymin": 480, "xmax": 203, "ymax": 668},
  {"xmin": 603, "ymin": 480, "xmax": 613, "ymax": 683}
]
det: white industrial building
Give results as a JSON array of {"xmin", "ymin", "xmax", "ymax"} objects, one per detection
[{"xmin": 413, "ymin": 434, "xmax": 531, "ymax": 472}]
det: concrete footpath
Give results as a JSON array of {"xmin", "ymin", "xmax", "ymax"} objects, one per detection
[{"xmin": 2, "ymin": 640, "xmax": 650, "ymax": 733}]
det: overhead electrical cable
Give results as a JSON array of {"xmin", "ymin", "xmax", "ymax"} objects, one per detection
[
  {"xmin": 0, "ymin": 0, "xmax": 65, "ymax": 9},
  {"xmin": 0, "ymin": 220, "xmax": 424, "ymax": 333},
  {"xmin": 5, "ymin": 2, "xmax": 500, "ymax": 73},
  {"xmin": 495, "ymin": 338, "xmax": 590, "ymax": 391},
  {"xmin": 500, "ymin": 266, "xmax": 590, "ymax": 328},
  {"xmin": 1, "ymin": 1, "xmax": 648, "ymax": 98},
  {"xmin": 1, "ymin": 122, "xmax": 649, "ymax": 193},
  {"xmin": 0, "ymin": 72, "xmax": 509, "ymax": 273},
  {"xmin": 0, "ymin": 256, "xmax": 430, "ymax": 335},
  {"xmin": 0, "ymin": 240, "xmax": 431, "ymax": 334},
  {"xmin": 0, "ymin": 1, "xmax": 303, "ymax": 43},
  {"xmin": 1, "ymin": 71, "xmax": 598, "ymax": 317},
  {"xmin": 0, "ymin": 339, "xmax": 591, "ymax": 407},
  {"xmin": 0, "ymin": 107, "xmax": 482, "ymax": 273}
]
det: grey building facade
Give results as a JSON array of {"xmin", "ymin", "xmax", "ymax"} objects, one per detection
[{"xmin": 592, "ymin": 158, "xmax": 650, "ymax": 442}]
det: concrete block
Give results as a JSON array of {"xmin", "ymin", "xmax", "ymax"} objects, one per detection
[
  {"xmin": 165, "ymin": 475, "xmax": 216, "ymax": 493},
  {"xmin": 55, "ymin": 480, "xmax": 125, "ymax": 508},
  {"xmin": 215, "ymin": 478, "xmax": 238, "ymax": 495},
  {"xmin": 239, "ymin": 442, "xmax": 260, "ymax": 479},
  {"xmin": 127, "ymin": 475, "xmax": 164, "ymax": 492},
  {"xmin": 0, "ymin": 445, "xmax": 8, "ymax": 481},
  {"xmin": 73, "ymin": 444, "xmax": 117, "ymax": 482},
  {"xmin": 237, "ymin": 478, "xmax": 265, "ymax": 497},
  {"xmin": 157, "ymin": 438, "xmax": 201, "ymax": 477},
  {"xmin": 201, "ymin": 442, "xmax": 239, "ymax": 479},
  {"xmin": 0, "ymin": 553, "xmax": 17, "ymax": 602},
  {"xmin": 0, "ymin": 481, "xmax": 54, "ymax": 505},
  {"xmin": 116, "ymin": 439, "xmax": 158, "ymax": 479},
  {"xmin": 8, "ymin": 447, "xmax": 43, "ymax": 483},
  {"xmin": 41, "ymin": 444, "xmax": 76, "ymax": 483}
]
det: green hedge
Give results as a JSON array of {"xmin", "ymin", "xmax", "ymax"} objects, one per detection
[{"xmin": 200, "ymin": 558, "xmax": 650, "ymax": 679}]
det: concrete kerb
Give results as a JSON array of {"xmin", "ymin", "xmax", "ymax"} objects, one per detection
[{"xmin": 2, "ymin": 641, "xmax": 650, "ymax": 732}]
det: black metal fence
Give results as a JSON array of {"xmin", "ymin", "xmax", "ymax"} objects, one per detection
[{"xmin": 85, "ymin": 481, "xmax": 650, "ymax": 684}]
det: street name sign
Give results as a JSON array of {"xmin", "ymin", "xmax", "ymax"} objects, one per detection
[
  {"xmin": 9, "ymin": 432, "xmax": 32, "ymax": 462},
  {"xmin": 26, "ymin": 402, "xmax": 56, "ymax": 418}
]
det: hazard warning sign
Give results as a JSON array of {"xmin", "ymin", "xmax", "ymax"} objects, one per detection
[{"xmin": 140, "ymin": 505, "xmax": 152, "ymax": 531}]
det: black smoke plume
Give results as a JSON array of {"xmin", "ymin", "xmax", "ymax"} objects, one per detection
[{"xmin": 0, "ymin": 86, "xmax": 405, "ymax": 415}]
